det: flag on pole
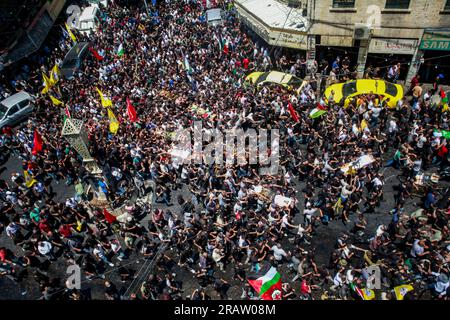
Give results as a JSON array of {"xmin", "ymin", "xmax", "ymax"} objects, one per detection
[
  {"xmin": 49, "ymin": 95, "xmax": 63, "ymax": 106},
  {"xmin": 248, "ymin": 267, "xmax": 282, "ymax": 300},
  {"xmin": 107, "ymin": 108, "xmax": 119, "ymax": 134},
  {"xmin": 287, "ymin": 102, "xmax": 300, "ymax": 122},
  {"xmin": 23, "ymin": 170, "xmax": 38, "ymax": 188},
  {"xmin": 184, "ymin": 55, "xmax": 193, "ymax": 74},
  {"xmin": 49, "ymin": 64, "xmax": 60, "ymax": 86},
  {"xmin": 96, "ymin": 87, "xmax": 113, "ymax": 108},
  {"xmin": 223, "ymin": 38, "xmax": 229, "ymax": 54},
  {"xmin": 214, "ymin": 33, "xmax": 223, "ymax": 51},
  {"xmin": 309, "ymin": 103, "xmax": 327, "ymax": 119},
  {"xmin": 126, "ymin": 98, "xmax": 138, "ymax": 122},
  {"xmin": 394, "ymin": 284, "xmax": 414, "ymax": 300},
  {"xmin": 41, "ymin": 72, "xmax": 51, "ymax": 94},
  {"xmin": 63, "ymin": 105, "xmax": 72, "ymax": 122},
  {"xmin": 117, "ymin": 43, "xmax": 125, "ymax": 57},
  {"xmin": 31, "ymin": 129, "xmax": 43, "ymax": 155},
  {"xmin": 349, "ymin": 283, "xmax": 365, "ymax": 300},
  {"xmin": 65, "ymin": 23, "xmax": 77, "ymax": 43},
  {"xmin": 89, "ymin": 47, "xmax": 104, "ymax": 61},
  {"xmin": 103, "ymin": 208, "xmax": 117, "ymax": 224},
  {"xmin": 440, "ymin": 88, "xmax": 449, "ymax": 112}
]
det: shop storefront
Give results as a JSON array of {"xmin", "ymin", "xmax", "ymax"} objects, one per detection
[
  {"xmin": 365, "ymin": 38, "xmax": 418, "ymax": 81},
  {"xmin": 418, "ymin": 29, "xmax": 450, "ymax": 85}
]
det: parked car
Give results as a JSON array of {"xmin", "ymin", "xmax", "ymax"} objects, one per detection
[
  {"xmin": 60, "ymin": 42, "xmax": 90, "ymax": 80},
  {"xmin": 206, "ymin": 8, "xmax": 223, "ymax": 26},
  {"xmin": 0, "ymin": 91, "xmax": 35, "ymax": 129}
]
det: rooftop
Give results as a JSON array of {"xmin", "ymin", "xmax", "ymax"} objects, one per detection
[{"xmin": 235, "ymin": 0, "xmax": 309, "ymax": 33}]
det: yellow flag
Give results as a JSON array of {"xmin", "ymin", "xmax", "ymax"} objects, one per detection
[
  {"xmin": 96, "ymin": 87, "xmax": 113, "ymax": 108},
  {"xmin": 49, "ymin": 95, "xmax": 63, "ymax": 106},
  {"xmin": 362, "ymin": 288, "xmax": 375, "ymax": 300},
  {"xmin": 49, "ymin": 64, "xmax": 60, "ymax": 86},
  {"xmin": 23, "ymin": 171, "xmax": 37, "ymax": 188},
  {"xmin": 65, "ymin": 23, "xmax": 77, "ymax": 43},
  {"xmin": 361, "ymin": 119, "xmax": 368, "ymax": 130},
  {"xmin": 443, "ymin": 103, "xmax": 449, "ymax": 113},
  {"xmin": 107, "ymin": 108, "xmax": 119, "ymax": 134},
  {"xmin": 394, "ymin": 284, "xmax": 414, "ymax": 300},
  {"xmin": 41, "ymin": 72, "xmax": 51, "ymax": 94}
]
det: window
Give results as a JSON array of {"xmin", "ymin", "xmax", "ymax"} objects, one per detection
[
  {"xmin": 385, "ymin": 82, "xmax": 398, "ymax": 97},
  {"xmin": 343, "ymin": 82, "xmax": 357, "ymax": 98},
  {"xmin": 385, "ymin": 0, "xmax": 410, "ymax": 9},
  {"xmin": 18, "ymin": 100, "xmax": 29, "ymax": 109},
  {"xmin": 7, "ymin": 105, "xmax": 19, "ymax": 116},
  {"xmin": 332, "ymin": 0, "xmax": 355, "ymax": 8},
  {"xmin": 445, "ymin": 0, "xmax": 450, "ymax": 11}
]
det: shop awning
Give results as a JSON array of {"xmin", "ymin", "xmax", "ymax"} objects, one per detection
[
  {"xmin": 3, "ymin": 11, "xmax": 54, "ymax": 65},
  {"xmin": 235, "ymin": 0, "xmax": 309, "ymax": 50}
]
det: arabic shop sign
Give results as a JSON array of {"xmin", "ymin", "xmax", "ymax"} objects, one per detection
[
  {"xmin": 420, "ymin": 31, "xmax": 450, "ymax": 51},
  {"xmin": 369, "ymin": 38, "xmax": 417, "ymax": 55}
]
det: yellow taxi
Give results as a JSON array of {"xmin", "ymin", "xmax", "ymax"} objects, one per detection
[{"xmin": 323, "ymin": 79, "xmax": 404, "ymax": 108}]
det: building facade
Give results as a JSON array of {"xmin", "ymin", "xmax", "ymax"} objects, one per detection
[
  {"xmin": 0, "ymin": 0, "xmax": 66, "ymax": 69},
  {"xmin": 235, "ymin": 0, "xmax": 450, "ymax": 84}
]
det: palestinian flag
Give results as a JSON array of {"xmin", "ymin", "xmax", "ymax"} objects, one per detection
[
  {"xmin": 434, "ymin": 129, "xmax": 450, "ymax": 139},
  {"xmin": 223, "ymin": 38, "xmax": 229, "ymax": 54},
  {"xmin": 309, "ymin": 102, "xmax": 327, "ymax": 119},
  {"xmin": 31, "ymin": 129, "xmax": 43, "ymax": 155},
  {"xmin": 350, "ymin": 283, "xmax": 375, "ymax": 300},
  {"xmin": 349, "ymin": 283, "xmax": 365, "ymax": 300},
  {"xmin": 117, "ymin": 43, "xmax": 124, "ymax": 57},
  {"xmin": 394, "ymin": 284, "xmax": 414, "ymax": 300},
  {"xmin": 248, "ymin": 267, "xmax": 282, "ymax": 300}
]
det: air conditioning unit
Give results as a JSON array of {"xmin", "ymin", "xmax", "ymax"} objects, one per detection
[{"xmin": 354, "ymin": 23, "xmax": 371, "ymax": 40}]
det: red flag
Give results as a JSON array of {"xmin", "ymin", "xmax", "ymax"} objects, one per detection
[
  {"xmin": 103, "ymin": 208, "xmax": 117, "ymax": 224},
  {"xmin": 440, "ymin": 88, "xmax": 446, "ymax": 99},
  {"xmin": 223, "ymin": 44, "xmax": 229, "ymax": 55},
  {"xmin": 287, "ymin": 103, "xmax": 300, "ymax": 122},
  {"xmin": 126, "ymin": 98, "xmax": 138, "ymax": 122},
  {"xmin": 89, "ymin": 47, "xmax": 104, "ymax": 61},
  {"xmin": 31, "ymin": 129, "xmax": 43, "ymax": 155}
]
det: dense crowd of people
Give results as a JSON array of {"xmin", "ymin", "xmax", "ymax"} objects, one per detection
[{"xmin": 0, "ymin": 0, "xmax": 449, "ymax": 300}]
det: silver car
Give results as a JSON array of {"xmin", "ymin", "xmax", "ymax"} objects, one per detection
[{"xmin": 0, "ymin": 91, "xmax": 35, "ymax": 129}]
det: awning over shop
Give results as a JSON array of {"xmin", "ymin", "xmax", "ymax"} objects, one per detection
[
  {"xmin": 235, "ymin": 0, "xmax": 309, "ymax": 50},
  {"xmin": 4, "ymin": 11, "xmax": 54, "ymax": 65}
]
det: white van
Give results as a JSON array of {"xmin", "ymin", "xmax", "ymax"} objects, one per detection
[
  {"xmin": 78, "ymin": 6, "xmax": 101, "ymax": 36},
  {"xmin": 87, "ymin": 0, "xmax": 108, "ymax": 8}
]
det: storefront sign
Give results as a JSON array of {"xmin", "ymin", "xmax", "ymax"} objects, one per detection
[
  {"xmin": 369, "ymin": 38, "xmax": 417, "ymax": 55},
  {"xmin": 268, "ymin": 30, "xmax": 308, "ymax": 50},
  {"xmin": 420, "ymin": 31, "xmax": 450, "ymax": 51}
]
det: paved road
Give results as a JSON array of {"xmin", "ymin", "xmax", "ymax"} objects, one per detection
[{"xmin": 0, "ymin": 146, "xmax": 445, "ymax": 299}]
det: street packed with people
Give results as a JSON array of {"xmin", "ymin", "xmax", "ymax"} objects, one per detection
[{"xmin": 0, "ymin": 0, "xmax": 449, "ymax": 300}]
